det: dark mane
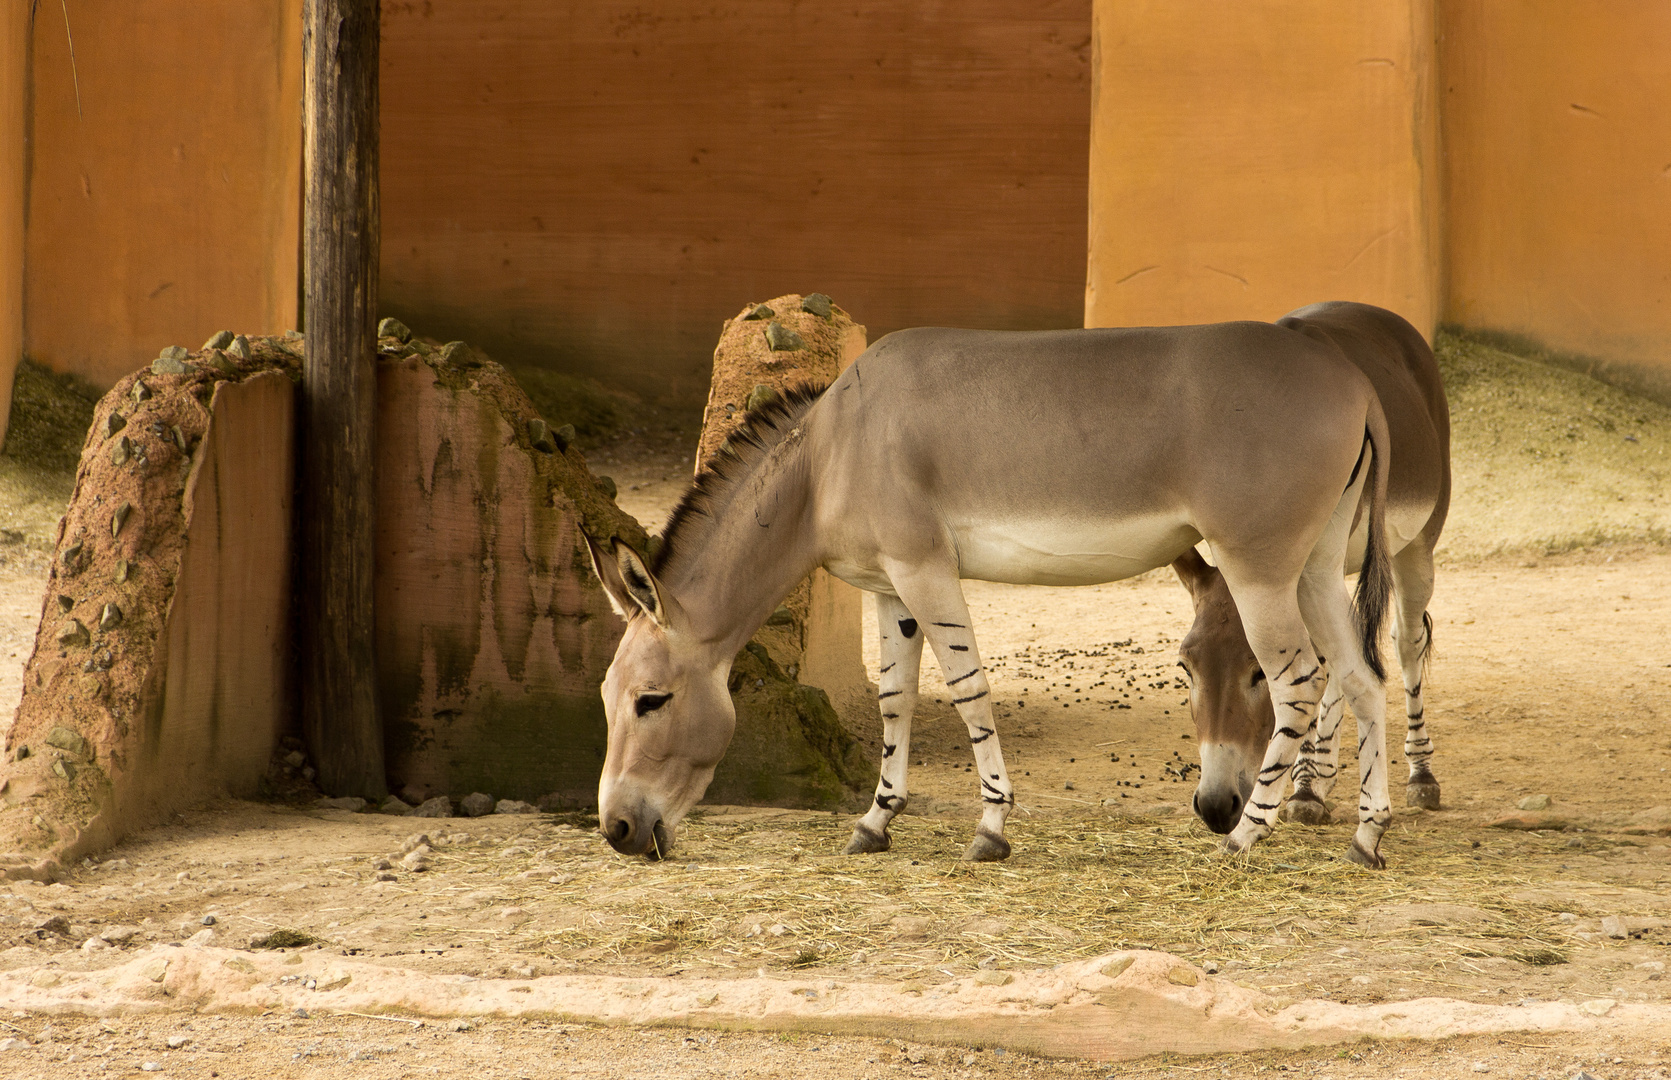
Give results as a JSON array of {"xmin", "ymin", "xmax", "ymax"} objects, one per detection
[{"xmin": 653, "ymin": 382, "xmax": 830, "ymax": 577}]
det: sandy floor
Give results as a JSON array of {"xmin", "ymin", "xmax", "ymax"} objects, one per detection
[{"xmin": 2, "ymin": 339, "xmax": 1670, "ymax": 1076}]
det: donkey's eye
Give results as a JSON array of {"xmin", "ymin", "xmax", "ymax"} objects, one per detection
[
  {"xmin": 1250, "ymin": 669, "xmax": 1267, "ymax": 688},
  {"xmin": 1176, "ymin": 661, "xmax": 1193, "ymax": 683},
  {"xmin": 635, "ymin": 692, "xmax": 672, "ymax": 717}
]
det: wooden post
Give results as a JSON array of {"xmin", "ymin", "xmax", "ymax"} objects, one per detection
[{"xmin": 300, "ymin": 0, "xmax": 385, "ymax": 798}]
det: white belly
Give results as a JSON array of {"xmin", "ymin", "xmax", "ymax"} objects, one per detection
[{"xmin": 952, "ymin": 514, "xmax": 1199, "ymax": 587}]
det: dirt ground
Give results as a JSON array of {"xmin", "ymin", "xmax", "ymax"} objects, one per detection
[{"xmin": 1, "ymin": 337, "xmax": 1670, "ymax": 1076}]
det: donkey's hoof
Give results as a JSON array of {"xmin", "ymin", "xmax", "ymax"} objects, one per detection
[
  {"xmin": 1344, "ymin": 839, "xmax": 1386, "ymax": 870},
  {"xmin": 1280, "ymin": 794, "xmax": 1332, "ymax": 826},
  {"xmin": 961, "ymin": 829, "xmax": 1011, "ymax": 862},
  {"xmin": 842, "ymin": 824, "xmax": 890, "ymax": 855},
  {"xmin": 1405, "ymin": 781, "xmax": 1442, "ymax": 811}
]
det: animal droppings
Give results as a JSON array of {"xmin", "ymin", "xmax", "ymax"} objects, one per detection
[
  {"xmin": 99, "ymin": 603, "xmax": 123, "ymax": 631},
  {"xmin": 763, "ymin": 322, "xmax": 804, "ymax": 352},
  {"xmin": 800, "ymin": 292, "xmax": 833, "ymax": 317},
  {"xmin": 743, "ymin": 304, "xmax": 775, "ymax": 320},
  {"xmin": 56, "ymin": 619, "xmax": 90, "ymax": 647},
  {"xmin": 203, "ymin": 330, "xmax": 234, "ymax": 350}
]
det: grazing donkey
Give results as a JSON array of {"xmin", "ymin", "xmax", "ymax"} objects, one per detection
[
  {"xmin": 586, "ymin": 302, "xmax": 1404, "ymax": 868},
  {"xmin": 1169, "ymin": 301, "xmax": 1451, "ymax": 834}
]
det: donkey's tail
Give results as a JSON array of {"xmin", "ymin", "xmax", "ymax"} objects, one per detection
[{"xmin": 1355, "ymin": 401, "xmax": 1393, "ymax": 683}]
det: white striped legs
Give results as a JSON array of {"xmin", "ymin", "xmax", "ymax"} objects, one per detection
[
  {"xmin": 1281, "ymin": 670, "xmax": 1345, "ymax": 826},
  {"xmin": 845, "ymin": 593, "xmax": 925, "ymax": 854},
  {"xmin": 845, "ymin": 582, "xmax": 1015, "ymax": 862},
  {"xmin": 1396, "ymin": 611, "xmax": 1440, "ymax": 809},
  {"xmin": 1223, "ymin": 635, "xmax": 1328, "ymax": 856}
]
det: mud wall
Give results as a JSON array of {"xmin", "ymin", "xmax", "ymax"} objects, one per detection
[
  {"xmin": 378, "ymin": 0, "xmax": 1094, "ymax": 405},
  {"xmin": 1438, "ymin": 3, "xmax": 1671, "ymax": 402},
  {"xmin": 22, "ymin": 0, "xmax": 303, "ymax": 390},
  {"xmin": 1084, "ymin": 0, "xmax": 1441, "ymax": 337},
  {"xmin": 0, "ymin": 3, "xmax": 25, "ymax": 444},
  {"xmin": 374, "ymin": 341, "xmax": 647, "ymax": 807}
]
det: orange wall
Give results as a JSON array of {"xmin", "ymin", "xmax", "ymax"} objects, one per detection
[
  {"xmin": 1085, "ymin": 0, "xmax": 1441, "ymax": 337},
  {"xmin": 379, "ymin": 1, "xmax": 1093, "ymax": 404},
  {"xmin": 24, "ymin": 0, "xmax": 302, "ymax": 390},
  {"xmin": 1440, "ymin": 3, "xmax": 1671, "ymax": 399},
  {"xmin": 0, "ymin": 3, "xmax": 25, "ymax": 443}
]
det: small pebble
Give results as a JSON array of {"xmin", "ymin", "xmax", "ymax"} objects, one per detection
[
  {"xmin": 800, "ymin": 293, "xmax": 833, "ymax": 318},
  {"xmin": 140, "ymin": 1063, "xmax": 162, "ymax": 1073},
  {"xmin": 763, "ymin": 322, "xmax": 803, "ymax": 351},
  {"xmin": 742, "ymin": 303, "xmax": 775, "ymax": 321},
  {"xmin": 460, "ymin": 792, "xmax": 495, "ymax": 818}
]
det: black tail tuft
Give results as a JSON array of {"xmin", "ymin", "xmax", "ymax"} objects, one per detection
[{"xmin": 1352, "ymin": 428, "xmax": 1393, "ymax": 683}]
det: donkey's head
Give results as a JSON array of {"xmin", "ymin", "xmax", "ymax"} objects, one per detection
[
  {"xmin": 585, "ymin": 534, "xmax": 736, "ymax": 860},
  {"xmin": 1172, "ymin": 549, "xmax": 1275, "ymax": 834}
]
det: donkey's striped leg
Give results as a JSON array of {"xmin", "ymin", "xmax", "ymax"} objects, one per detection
[
  {"xmin": 1392, "ymin": 542, "xmax": 1440, "ymax": 809},
  {"xmin": 1222, "ymin": 643, "xmax": 1326, "ymax": 855},
  {"xmin": 1294, "ymin": 568, "xmax": 1392, "ymax": 868},
  {"xmin": 845, "ymin": 593, "xmax": 926, "ymax": 855},
  {"xmin": 887, "ymin": 572, "xmax": 1014, "ymax": 862},
  {"xmin": 1281, "ymin": 669, "xmax": 1345, "ymax": 826}
]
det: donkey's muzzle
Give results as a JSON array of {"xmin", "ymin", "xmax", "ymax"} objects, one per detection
[
  {"xmin": 1193, "ymin": 786, "xmax": 1244, "ymax": 835},
  {"xmin": 602, "ymin": 808, "xmax": 672, "ymax": 859}
]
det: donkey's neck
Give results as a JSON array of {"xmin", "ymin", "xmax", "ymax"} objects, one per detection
[{"xmin": 657, "ymin": 411, "xmax": 824, "ymax": 655}]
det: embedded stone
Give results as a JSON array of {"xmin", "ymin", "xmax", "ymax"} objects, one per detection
[
  {"xmin": 800, "ymin": 293, "xmax": 833, "ymax": 318},
  {"xmin": 380, "ymin": 796, "xmax": 413, "ymax": 815},
  {"xmin": 745, "ymin": 383, "xmax": 778, "ymax": 412},
  {"xmin": 203, "ymin": 351, "xmax": 240, "ymax": 376},
  {"xmin": 973, "ymin": 969, "xmax": 1013, "ymax": 987},
  {"xmin": 131, "ymin": 380, "xmax": 152, "ymax": 402},
  {"xmin": 111, "ymin": 435, "xmax": 131, "ymax": 466},
  {"xmin": 114, "ymin": 559, "xmax": 131, "ymax": 584},
  {"xmin": 227, "ymin": 335, "xmax": 252, "ymax": 361},
  {"xmin": 45, "ymin": 726, "xmax": 89, "ymax": 758},
  {"xmin": 528, "ymin": 418, "xmax": 556, "ymax": 453},
  {"xmin": 377, "ymin": 317, "xmax": 413, "ymax": 342},
  {"xmin": 284, "ymin": 329, "xmax": 303, "ymax": 339},
  {"xmin": 112, "ymin": 502, "xmax": 132, "ymax": 537},
  {"xmin": 159, "ymin": 345, "xmax": 188, "ymax": 361},
  {"xmin": 408, "ymin": 796, "xmax": 453, "ymax": 818},
  {"xmin": 56, "ymin": 619, "xmax": 90, "ymax": 647},
  {"xmin": 460, "ymin": 791, "xmax": 494, "ymax": 817},
  {"xmin": 52, "ymin": 758, "xmax": 76, "ymax": 781},
  {"xmin": 743, "ymin": 303, "xmax": 775, "ymax": 320},
  {"xmin": 439, "ymin": 341, "xmax": 474, "ymax": 366},
  {"xmin": 763, "ymin": 322, "xmax": 803, "ymax": 351},
  {"xmin": 102, "ymin": 412, "xmax": 127, "ymax": 439},
  {"xmin": 1516, "ymin": 794, "xmax": 1552, "ymax": 811},
  {"xmin": 57, "ymin": 594, "xmax": 73, "ymax": 612},
  {"xmin": 61, "ymin": 541, "xmax": 83, "ymax": 566},
  {"xmin": 554, "ymin": 423, "xmax": 576, "ymax": 451},
  {"xmin": 1166, "ymin": 965, "xmax": 1200, "ymax": 987},
  {"xmin": 152, "ymin": 349, "xmax": 190, "ymax": 375},
  {"xmin": 494, "ymin": 799, "xmax": 538, "ymax": 815},
  {"xmin": 99, "ymin": 603, "xmax": 123, "ymax": 631},
  {"xmin": 203, "ymin": 330, "xmax": 234, "ymax": 350},
  {"xmin": 597, "ymin": 475, "xmax": 617, "ymax": 499},
  {"xmin": 767, "ymin": 604, "xmax": 795, "ymax": 626},
  {"xmin": 1099, "ymin": 956, "xmax": 1136, "ymax": 979},
  {"xmin": 172, "ymin": 426, "xmax": 188, "ymax": 453}
]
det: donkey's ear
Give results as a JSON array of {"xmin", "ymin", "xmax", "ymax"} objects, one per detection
[
  {"xmin": 583, "ymin": 531, "xmax": 638, "ymax": 620},
  {"xmin": 1171, "ymin": 547, "xmax": 1212, "ymax": 599},
  {"xmin": 611, "ymin": 541, "xmax": 673, "ymax": 629}
]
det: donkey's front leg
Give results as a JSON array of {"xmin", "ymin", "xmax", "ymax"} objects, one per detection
[
  {"xmin": 1281, "ymin": 671, "xmax": 1344, "ymax": 826},
  {"xmin": 888, "ymin": 575, "xmax": 1014, "ymax": 862},
  {"xmin": 845, "ymin": 593, "xmax": 926, "ymax": 855}
]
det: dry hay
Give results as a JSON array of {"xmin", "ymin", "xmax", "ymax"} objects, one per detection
[
  {"xmin": 1435, "ymin": 329, "xmax": 1671, "ymax": 559},
  {"xmin": 399, "ymin": 807, "xmax": 1662, "ymax": 991}
]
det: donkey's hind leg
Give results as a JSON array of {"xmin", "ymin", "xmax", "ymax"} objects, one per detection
[
  {"xmin": 1282, "ymin": 672, "xmax": 1344, "ymax": 826},
  {"xmin": 1219, "ymin": 578, "xmax": 1327, "ymax": 857},
  {"xmin": 1296, "ymin": 563, "xmax": 1392, "ymax": 869},
  {"xmin": 1392, "ymin": 542, "xmax": 1441, "ymax": 809},
  {"xmin": 845, "ymin": 592, "xmax": 926, "ymax": 855}
]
